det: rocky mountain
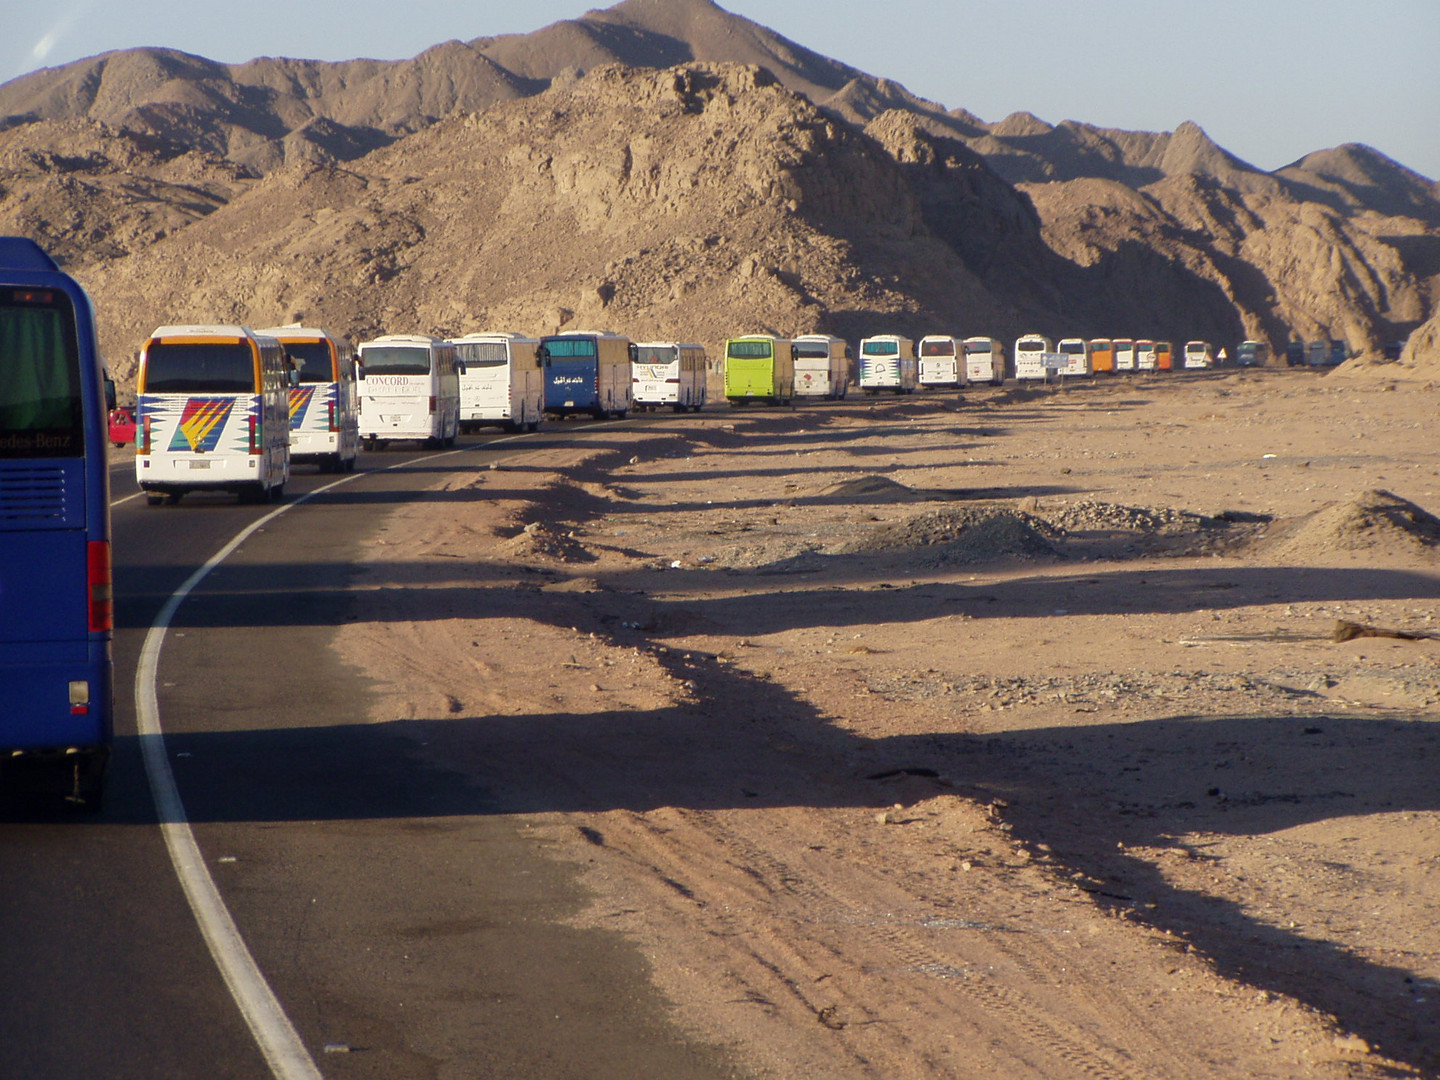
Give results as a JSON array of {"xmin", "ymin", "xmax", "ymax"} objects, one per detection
[{"xmin": 1, "ymin": 0, "xmax": 1436, "ymax": 379}]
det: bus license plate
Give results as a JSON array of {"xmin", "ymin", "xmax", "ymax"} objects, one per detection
[{"xmin": 189, "ymin": 460, "xmax": 211, "ymax": 469}]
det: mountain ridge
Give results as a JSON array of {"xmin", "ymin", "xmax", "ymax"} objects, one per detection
[{"xmin": 1, "ymin": 0, "xmax": 1435, "ymax": 374}]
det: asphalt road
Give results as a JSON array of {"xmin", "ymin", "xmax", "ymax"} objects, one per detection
[{"xmin": 0, "ymin": 426, "xmax": 739, "ymax": 1080}]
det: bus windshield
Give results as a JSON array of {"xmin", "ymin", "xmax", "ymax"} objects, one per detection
[
  {"xmin": 861, "ymin": 341, "xmax": 898, "ymax": 356},
  {"xmin": 727, "ymin": 340, "xmax": 773, "ymax": 359},
  {"xmin": 0, "ymin": 290, "xmax": 83, "ymax": 457},
  {"xmin": 283, "ymin": 341, "xmax": 335, "ymax": 383},
  {"xmin": 544, "ymin": 339, "xmax": 598, "ymax": 360},
  {"xmin": 635, "ymin": 346, "xmax": 677, "ymax": 364},
  {"xmin": 362, "ymin": 346, "xmax": 431, "ymax": 375},
  {"xmin": 144, "ymin": 342, "xmax": 256, "ymax": 394}
]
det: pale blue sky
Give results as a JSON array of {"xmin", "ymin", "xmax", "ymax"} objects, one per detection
[{"xmin": 4, "ymin": 0, "xmax": 1437, "ymax": 179}]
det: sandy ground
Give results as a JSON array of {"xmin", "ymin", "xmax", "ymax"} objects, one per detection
[{"xmin": 337, "ymin": 369, "xmax": 1440, "ymax": 1080}]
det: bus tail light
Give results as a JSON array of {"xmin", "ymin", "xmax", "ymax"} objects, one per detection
[
  {"xmin": 87, "ymin": 541, "xmax": 112, "ymax": 633},
  {"xmin": 328, "ymin": 399, "xmax": 337, "ymax": 432},
  {"xmin": 428, "ymin": 396, "xmax": 436, "ymax": 414},
  {"xmin": 138, "ymin": 415, "xmax": 151, "ymax": 455},
  {"xmin": 248, "ymin": 414, "xmax": 259, "ymax": 455}
]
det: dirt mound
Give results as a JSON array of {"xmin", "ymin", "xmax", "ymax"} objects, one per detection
[
  {"xmin": 1038, "ymin": 500, "xmax": 1207, "ymax": 534},
  {"xmin": 846, "ymin": 505, "xmax": 1062, "ymax": 565},
  {"xmin": 812, "ymin": 475, "xmax": 928, "ymax": 503},
  {"xmin": 498, "ymin": 522, "xmax": 595, "ymax": 563},
  {"xmin": 1268, "ymin": 489, "xmax": 1440, "ymax": 560}
]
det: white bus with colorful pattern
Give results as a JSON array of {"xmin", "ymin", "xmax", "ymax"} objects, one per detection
[
  {"xmin": 259, "ymin": 324, "xmax": 358, "ymax": 472},
  {"xmin": 135, "ymin": 325, "xmax": 291, "ymax": 504}
]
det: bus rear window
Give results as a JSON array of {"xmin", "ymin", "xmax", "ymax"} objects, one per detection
[
  {"xmin": 0, "ymin": 293, "xmax": 83, "ymax": 457},
  {"xmin": 145, "ymin": 342, "xmax": 256, "ymax": 393},
  {"xmin": 634, "ymin": 346, "xmax": 677, "ymax": 364},
  {"xmin": 543, "ymin": 339, "xmax": 598, "ymax": 359},
  {"xmin": 792, "ymin": 343, "xmax": 830, "ymax": 358},
  {"xmin": 727, "ymin": 341, "xmax": 773, "ymax": 359},
  {"xmin": 964, "ymin": 341, "xmax": 993, "ymax": 354},
  {"xmin": 1060, "ymin": 341, "xmax": 1086, "ymax": 354},
  {"xmin": 861, "ymin": 342, "xmax": 897, "ymax": 356},
  {"xmin": 461, "ymin": 342, "xmax": 509, "ymax": 366},
  {"xmin": 919, "ymin": 341, "xmax": 954, "ymax": 356},
  {"xmin": 361, "ymin": 346, "xmax": 431, "ymax": 375},
  {"xmin": 283, "ymin": 341, "xmax": 335, "ymax": 383}
]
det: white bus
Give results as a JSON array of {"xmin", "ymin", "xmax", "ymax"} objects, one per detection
[
  {"xmin": 450, "ymin": 332, "xmax": 543, "ymax": 432},
  {"xmin": 963, "ymin": 337, "xmax": 1006, "ymax": 385},
  {"xmin": 917, "ymin": 335, "xmax": 966, "ymax": 388},
  {"xmin": 258, "ymin": 324, "xmax": 358, "ymax": 472},
  {"xmin": 135, "ymin": 324, "xmax": 291, "ymax": 504},
  {"xmin": 790, "ymin": 334, "xmax": 850, "ymax": 400},
  {"xmin": 632, "ymin": 341, "xmax": 708, "ymax": 412},
  {"xmin": 1183, "ymin": 340, "xmax": 1214, "ymax": 369},
  {"xmin": 356, "ymin": 334, "xmax": 460, "ymax": 449},
  {"xmin": 1056, "ymin": 337, "xmax": 1092, "ymax": 377},
  {"xmin": 1013, "ymin": 333, "xmax": 1055, "ymax": 381},
  {"xmin": 1135, "ymin": 339, "xmax": 1159, "ymax": 371},
  {"xmin": 1113, "ymin": 338, "xmax": 1136, "ymax": 372},
  {"xmin": 858, "ymin": 335, "xmax": 917, "ymax": 393}
]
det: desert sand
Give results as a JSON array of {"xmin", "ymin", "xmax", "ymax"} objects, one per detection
[{"xmin": 334, "ymin": 366, "xmax": 1440, "ymax": 1079}]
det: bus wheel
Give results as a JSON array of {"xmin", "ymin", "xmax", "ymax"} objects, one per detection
[
  {"xmin": 165, "ymin": 492, "xmax": 183, "ymax": 506},
  {"xmin": 145, "ymin": 493, "xmax": 165, "ymax": 506},
  {"xmin": 270, "ymin": 484, "xmax": 285, "ymax": 502}
]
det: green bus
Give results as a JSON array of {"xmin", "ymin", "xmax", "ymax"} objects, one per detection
[{"xmin": 723, "ymin": 335, "xmax": 794, "ymax": 405}]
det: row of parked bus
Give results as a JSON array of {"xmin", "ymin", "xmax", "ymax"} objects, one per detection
[
  {"xmin": 127, "ymin": 326, "xmax": 710, "ymax": 504},
  {"xmin": 718, "ymin": 333, "xmax": 1263, "ymax": 401},
  {"xmin": 722, "ymin": 334, "xmax": 1008, "ymax": 404}
]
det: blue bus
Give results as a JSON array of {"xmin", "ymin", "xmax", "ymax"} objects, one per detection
[
  {"xmin": 540, "ymin": 331, "xmax": 634, "ymax": 419},
  {"xmin": 0, "ymin": 237, "xmax": 112, "ymax": 810}
]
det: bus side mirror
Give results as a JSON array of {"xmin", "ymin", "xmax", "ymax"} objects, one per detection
[
  {"xmin": 628, "ymin": 344, "xmax": 638, "ymax": 363},
  {"xmin": 539, "ymin": 348, "xmax": 551, "ymax": 368},
  {"xmin": 355, "ymin": 361, "xmax": 365, "ymax": 381},
  {"xmin": 456, "ymin": 361, "xmax": 466, "ymax": 375}
]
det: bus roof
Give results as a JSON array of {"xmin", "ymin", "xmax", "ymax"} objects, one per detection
[
  {"xmin": 256, "ymin": 325, "xmax": 341, "ymax": 343},
  {"xmin": 451, "ymin": 332, "xmax": 540, "ymax": 343},
  {"xmin": 634, "ymin": 341, "xmax": 704, "ymax": 349},
  {"xmin": 0, "ymin": 236, "xmax": 61, "ymax": 271},
  {"xmin": 359, "ymin": 334, "xmax": 444, "ymax": 347},
  {"xmin": 150, "ymin": 324, "xmax": 257, "ymax": 338}
]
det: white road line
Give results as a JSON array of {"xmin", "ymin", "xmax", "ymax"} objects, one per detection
[{"xmin": 131, "ymin": 435, "xmax": 542, "ymax": 1079}]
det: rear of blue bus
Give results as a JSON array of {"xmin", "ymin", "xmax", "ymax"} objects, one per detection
[
  {"xmin": 541, "ymin": 336, "xmax": 600, "ymax": 416},
  {"xmin": 0, "ymin": 238, "xmax": 112, "ymax": 808}
]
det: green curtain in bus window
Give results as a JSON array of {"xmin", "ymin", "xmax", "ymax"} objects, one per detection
[{"xmin": 0, "ymin": 307, "xmax": 77, "ymax": 432}]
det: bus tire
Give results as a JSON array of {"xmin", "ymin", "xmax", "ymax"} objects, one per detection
[
  {"xmin": 145, "ymin": 493, "xmax": 165, "ymax": 506},
  {"xmin": 165, "ymin": 492, "xmax": 183, "ymax": 506},
  {"xmin": 270, "ymin": 483, "xmax": 285, "ymax": 502}
]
